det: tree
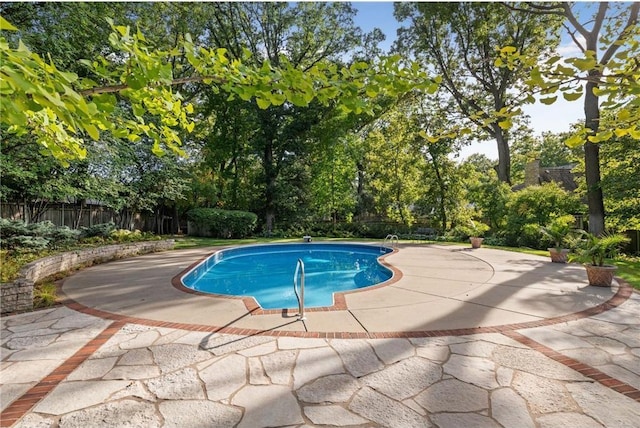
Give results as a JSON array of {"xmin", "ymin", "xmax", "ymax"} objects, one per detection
[
  {"xmin": 0, "ymin": 133, "xmax": 79, "ymax": 222},
  {"xmin": 365, "ymin": 107, "xmax": 426, "ymax": 226},
  {"xmin": 501, "ymin": 2, "xmax": 640, "ymax": 235},
  {"xmin": 1, "ymin": 7, "xmax": 437, "ymax": 234},
  {"xmin": 395, "ymin": 2, "xmax": 562, "ymax": 184},
  {"xmin": 412, "ymin": 96, "xmax": 465, "ymax": 231},
  {"xmin": 599, "ymin": 134, "xmax": 640, "ymax": 231},
  {"xmin": 308, "ymin": 129, "xmax": 358, "ymax": 225}
]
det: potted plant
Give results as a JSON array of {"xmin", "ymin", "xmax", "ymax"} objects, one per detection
[
  {"xmin": 540, "ymin": 215, "xmax": 576, "ymax": 263},
  {"xmin": 572, "ymin": 232, "xmax": 630, "ymax": 287},
  {"xmin": 468, "ymin": 220, "xmax": 490, "ymax": 249}
]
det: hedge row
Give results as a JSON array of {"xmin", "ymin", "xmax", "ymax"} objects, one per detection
[{"xmin": 187, "ymin": 208, "xmax": 257, "ymax": 238}]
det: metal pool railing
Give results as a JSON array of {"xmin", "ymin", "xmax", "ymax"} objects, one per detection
[
  {"xmin": 382, "ymin": 234, "xmax": 399, "ymax": 251},
  {"xmin": 293, "ymin": 258, "xmax": 306, "ymax": 320}
]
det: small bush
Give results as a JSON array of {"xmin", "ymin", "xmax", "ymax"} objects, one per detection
[
  {"xmin": 187, "ymin": 208, "xmax": 258, "ymax": 238},
  {"xmin": 81, "ymin": 222, "xmax": 116, "ymax": 238},
  {"xmin": 110, "ymin": 229, "xmax": 142, "ymax": 242},
  {"xmin": 3, "ymin": 235, "xmax": 49, "ymax": 252},
  {"xmin": 48, "ymin": 226, "xmax": 81, "ymax": 249},
  {"xmin": 0, "ymin": 218, "xmax": 31, "ymax": 239}
]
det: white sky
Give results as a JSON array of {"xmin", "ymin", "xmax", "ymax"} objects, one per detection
[{"xmin": 353, "ymin": 1, "xmax": 585, "ymax": 161}]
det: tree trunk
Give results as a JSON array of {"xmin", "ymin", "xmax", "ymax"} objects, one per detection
[
  {"xmin": 494, "ymin": 125, "xmax": 511, "ymax": 185},
  {"xmin": 584, "ymin": 70, "xmax": 605, "ymax": 236},
  {"xmin": 264, "ymin": 142, "xmax": 276, "ymax": 234},
  {"xmin": 355, "ymin": 161, "xmax": 366, "ymax": 218},
  {"xmin": 430, "ymin": 155, "xmax": 448, "ymax": 230}
]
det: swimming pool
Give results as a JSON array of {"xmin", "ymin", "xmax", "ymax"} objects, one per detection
[{"xmin": 181, "ymin": 243, "xmax": 393, "ymax": 309}]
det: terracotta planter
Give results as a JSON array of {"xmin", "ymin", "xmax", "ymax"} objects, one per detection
[
  {"xmin": 470, "ymin": 237, "xmax": 484, "ymax": 249},
  {"xmin": 548, "ymin": 248, "xmax": 570, "ymax": 263},
  {"xmin": 584, "ymin": 264, "xmax": 617, "ymax": 287}
]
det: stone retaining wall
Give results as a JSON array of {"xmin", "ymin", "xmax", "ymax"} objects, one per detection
[{"xmin": 1, "ymin": 240, "xmax": 175, "ymax": 314}]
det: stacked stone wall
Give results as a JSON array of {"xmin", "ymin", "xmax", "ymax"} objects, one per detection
[{"xmin": 1, "ymin": 240, "xmax": 174, "ymax": 314}]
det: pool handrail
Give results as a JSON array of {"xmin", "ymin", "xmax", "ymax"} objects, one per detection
[
  {"xmin": 383, "ymin": 234, "xmax": 399, "ymax": 250},
  {"xmin": 293, "ymin": 258, "xmax": 306, "ymax": 320}
]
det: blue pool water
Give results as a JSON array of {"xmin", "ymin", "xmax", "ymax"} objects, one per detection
[{"xmin": 181, "ymin": 243, "xmax": 393, "ymax": 309}]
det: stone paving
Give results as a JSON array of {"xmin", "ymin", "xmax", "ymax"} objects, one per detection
[{"xmin": 2, "ymin": 293, "xmax": 640, "ymax": 427}]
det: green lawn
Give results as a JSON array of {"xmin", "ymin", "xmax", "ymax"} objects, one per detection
[
  {"xmin": 170, "ymin": 236, "xmax": 380, "ymax": 249},
  {"xmin": 614, "ymin": 256, "xmax": 640, "ymax": 290}
]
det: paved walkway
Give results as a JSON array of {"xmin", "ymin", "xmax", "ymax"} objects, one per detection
[{"xmin": 1, "ymin": 244, "xmax": 639, "ymax": 427}]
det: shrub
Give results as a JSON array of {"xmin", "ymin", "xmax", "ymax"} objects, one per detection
[
  {"xmin": 81, "ymin": 222, "xmax": 116, "ymax": 239},
  {"xmin": 3, "ymin": 235, "xmax": 49, "ymax": 252},
  {"xmin": 110, "ymin": 229, "xmax": 142, "ymax": 242},
  {"xmin": 47, "ymin": 226, "xmax": 81, "ymax": 249},
  {"xmin": 451, "ymin": 220, "xmax": 490, "ymax": 240},
  {"xmin": 571, "ymin": 232, "xmax": 631, "ymax": 266},
  {"xmin": 0, "ymin": 219, "xmax": 79, "ymax": 252},
  {"xmin": 0, "ymin": 218, "xmax": 31, "ymax": 239},
  {"xmin": 503, "ymin": 183, "xmax": 584, "ymax": 248},
  {"xmin": 540, "ymin": 215, "xmax": 578, "ymax": 249},
  {"xmin": 187, "ymin": 208, "xmax": 258, "ymax": 238}
]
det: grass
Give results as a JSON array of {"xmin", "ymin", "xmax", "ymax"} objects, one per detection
[
  {"xmin": 614, "ymin": 255, "xmax": 640, "ymax": 290},
  {"xmin": 170, "ymin": 235, "xmax": 379, "ymax": 250},
  {"xmin": 171, "ymin": 236, "xmax": 294, "ymax": 249},
  {"xmin": 33, "ymin": 280, "xmax": 58, "ymax": 309}
]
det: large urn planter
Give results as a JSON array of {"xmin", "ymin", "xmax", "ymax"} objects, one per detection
[
  {"xmin": 548, "ymin": 248, "xmax": 570, "ymax": 263},
  {"xmin": 470, "ymin": 237, "xmax": 484, "ymax": 249},
  {"xmin": 573, "ymin": 232, "xmax": 629, "ymax": 288},
  {"xmin": 584, "ymin": 264, "xmax": 617, "ymax": 287}
]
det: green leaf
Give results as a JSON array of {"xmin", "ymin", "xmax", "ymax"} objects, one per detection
[
  {"xmin": 0, "ymin": 16, "xmax": 18, "ymax": 31},
  {"xmin": 365, "ymin": 86, "xmax": 379, "ymax": 98},
  {"xmin": 269, "ymin": 93, "xmax": 286, "ymax": 106},
  {"xmin": 499, "ymin": 46, "xmax": 517, "ymax": 54},
  {"xmin": 565, "ymin": 133, "xmax": 584, "ymax": 148},
  {"xmin": 571, "ymin": 57, "xmax": 597, "ymax": 71},
  {"xmin": 614, "ymin": 128, "xmax": 629, "ymax": 137},
  {"xmin": 540, "ymin": 96, "xmax": 557, "ymax": 105},
  {"xmin": 113, "ymin": 128, "xmax": 128, "ymax": 138},
  {"xmin": 256, "ymin": 97, "xmax": 271, "ymax": 109},
  {"xmin": 92, "ymin": 93, "xmax": 116, "ymax": 113},
  {"xmin": 498, "ymin": 119, "xmax": 512, "ymax": 129},
  {"xmin": 136, "ymin": 26, "xmax": 146, "ymax": 42},
  {"xmin": 562, "ymin": 91, "xmax": 582, "ymax": 102},
  {"xmin": 84, "ymin": 123, "xmax": 100, "ymax": 140},
  {"xmin": 617, "ymin": 109, "xmax": 631, "ymax": 120}
]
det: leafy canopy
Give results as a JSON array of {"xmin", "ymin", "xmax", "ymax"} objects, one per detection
[{"xmin": 0, "ymin": 15, "xmax": 438, "ymax": 165}]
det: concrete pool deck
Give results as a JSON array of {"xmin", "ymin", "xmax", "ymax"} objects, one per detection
[
  {"xmin": 1, "ymin": 243, "xmax": 639, "ymax": 427},
  {"xmin": 59, "ymin": 243, "xmax": 627, "ymax": 336}
]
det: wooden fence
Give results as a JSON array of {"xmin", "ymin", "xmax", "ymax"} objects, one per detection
[{"xmin": 1, "ymin": 202, "xmax": 145, "ymax": 230}]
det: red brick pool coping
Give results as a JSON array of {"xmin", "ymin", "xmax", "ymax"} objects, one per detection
[{"xmin": 1, "ymin": 278, "xmax": 637, "ymax": 426}]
